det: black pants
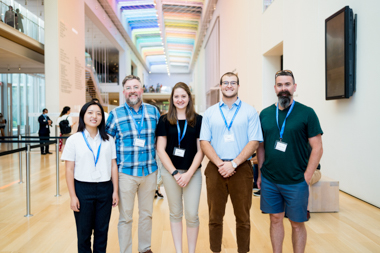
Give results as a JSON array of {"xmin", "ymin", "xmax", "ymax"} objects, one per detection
[
  {"xmin": 38, "ymin": 133, "xmax": 50, "ymax": 154},
  {"xmin": 74, "ymin": 180, "xmax": 113, "ymax": 253}
]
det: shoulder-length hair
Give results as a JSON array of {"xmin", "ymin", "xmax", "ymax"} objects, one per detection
[
  {"xmin": 167, "ymin": 82, "xmax": 197, "ymax": 127},
  {"xmin": 77, "ymin": 101, "xmax": 109, "ymax": 141}
]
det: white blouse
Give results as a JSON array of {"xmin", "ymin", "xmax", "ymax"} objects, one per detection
[
  {"xmin": 57, "ymin": 115, "xmax": 74, "ymax": 126},
  {"xmin": 61, "ymin": 129, "xmax": 116, "ymax": 182}
]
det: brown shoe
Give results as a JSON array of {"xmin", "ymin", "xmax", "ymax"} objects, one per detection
[{"xmin": 140, "ymin": 250, "xmax": 153, "ymax": 253}]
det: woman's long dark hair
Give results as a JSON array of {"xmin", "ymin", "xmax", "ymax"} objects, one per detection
[
  {"xmin": 77, "ymin": 101, "xmax": 109, "ymax": 141},
  {"xmin": 59, "ymin": 106, "xmax": 71, "ymax": 117},
  {"xmin": 167, "ymin": 82, "xmax": 197, "ymax": 127}
]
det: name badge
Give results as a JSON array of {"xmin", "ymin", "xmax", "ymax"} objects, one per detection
[
  {"xmin": 92, "ymin": 171, "xmax": 101, "ymax": 180},
  {"xmin": 274, "ymin": 140, "xmax": 287, "ymax": 152},
  {"xmin": 173, "ymin": 147, "xmax": 185, "ymax": 157},
  {"xmin": 224, "ymin": 133, "xmax": 235, "ymax": 142},
  {"xmin": 134, "ymin": 138, "xmax": 145, "ymax": 147}
]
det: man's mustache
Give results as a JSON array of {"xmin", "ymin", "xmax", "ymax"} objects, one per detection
[{"xmin": 277, "ymin": 91, "xmax": 291, "ymax": 97}]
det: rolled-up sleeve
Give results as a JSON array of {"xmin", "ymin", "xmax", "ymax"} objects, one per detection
[
  {"xmin": 199, "ymin": 111, "xmax": 211, "ymax": 142},
  {"xmin": 106, "ymin": 111, "xmax": 117, "ymax": 137},
  {"xmin": 248, "ymin": 108, "xmax": 263, "ymax": 142}
]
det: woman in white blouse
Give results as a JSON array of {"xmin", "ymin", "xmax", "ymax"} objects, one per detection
[
  {"xmin": 62, "ymin": 101, "xmax": 119, "ymax": 253},
  {"xmin": 57, "ymin": 106, "xmax": 77, "ymax": 152}
]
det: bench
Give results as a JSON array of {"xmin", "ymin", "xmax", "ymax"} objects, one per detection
[{"xmin": 308, "ymin": 175, "xmax": 339, "ymax": 212}]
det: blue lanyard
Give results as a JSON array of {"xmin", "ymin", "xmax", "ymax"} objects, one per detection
[
  {"xmin": 276, "ymin": 100, "xmax": 295, "ymax": 140},
  {"xmin": 125, "ymin": 103, "xmax": 145, "ymax": 137},
  {"xmin": 82, "ymin": 131, "xmax": 102, "ymax": 166},
  {"xmin": 219, "ymin": 100, "xmax": 242, "ymax": 131},
  {"xmin": 177, "ymin": 120, "xmax": 188, "ymax": 148}
]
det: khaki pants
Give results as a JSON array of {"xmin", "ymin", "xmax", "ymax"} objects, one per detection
[
  {"xmin": 205, "ymin": 161, "xmax": 253, "ymax": 253},
  {"xmin": 161, "ymin": 168, "xmax": 202, "ymax": 227},
  {"xmin": 118, "ymin": 171, "xmax": 157, "ymax": 253}
]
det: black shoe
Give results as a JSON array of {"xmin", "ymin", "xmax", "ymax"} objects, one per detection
[
  {"xmin": 46, "ymin": 152, "xmax": 53, "ymax": 154},
  {"xmin": 253, "ymin": 190, "xmax": 261, "ymax": 196},
  {"xmin": 155, "ymin": 190, "xmax": 164, "ymax": 198},
  {"xmin": 41, "ymin": 153, "xmax": 46, "ymax": 155}
]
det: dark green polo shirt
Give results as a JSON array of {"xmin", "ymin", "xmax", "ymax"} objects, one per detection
[{"xmin": 260, "ymin": 101, "xmax": 323, "ymax": 185}]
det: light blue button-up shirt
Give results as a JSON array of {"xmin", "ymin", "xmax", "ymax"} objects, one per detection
[{"xmin": 200, "ymin": 97, "xmax": 263, "ymax": 160}]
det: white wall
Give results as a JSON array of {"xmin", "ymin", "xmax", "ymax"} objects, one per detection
[
  {"xmin": 191, "ymin": 49, "xmax": 206, "ymax": 113},
  {"xmin": 192, "ymin": 0, "xmax": 380, "ymax": 207}
]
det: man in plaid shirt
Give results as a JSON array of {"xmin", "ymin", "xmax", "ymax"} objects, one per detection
[{"xmin": 106, "ymin": 75, "xmax": 160, "ymax": 253}]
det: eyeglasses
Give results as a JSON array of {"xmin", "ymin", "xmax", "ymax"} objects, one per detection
[
  {"xmin": 275, "ymin": 70, "xmax": 294, "ymax": 78},
  {"xmin": 221, "ymin": 81, "xmax": 238, "ymax": 86}
]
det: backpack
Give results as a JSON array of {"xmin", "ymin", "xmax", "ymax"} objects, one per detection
[{"xmin": 59, "ymin": 117, "xmax": 71, "ymax": 134}]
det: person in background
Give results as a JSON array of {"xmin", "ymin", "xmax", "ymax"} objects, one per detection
[
  {"xmin": 91, "ymin": 98, "xmax": 109, "ymax": 121},
  {"xmin": 156, "ymin": 82, "xmax": 203, "ymax": 253},
  {"xmin": 0, "ymin": 113, "xmax": 7, "ymax": 137},
  {"xmin": 57, "ymin": 106, "xmax": 77, "ymax": 152},
  {"xmin": 38, "ymin": 108, "xmax": 53, "ymax": 154},
  {"xmin": 15, "ymin": 9, "xmax": 24, "ymax": 33},
  {"xmin": 257, "ymin": 70, "xmax": 323, "ymax": 253},
  {"xmin": 62, "ymin": 101, "xmax": 119, "ymax": 253},
  {"xmin": 4, "ymin": 6, "xmax": 16, "ymax": 28}
]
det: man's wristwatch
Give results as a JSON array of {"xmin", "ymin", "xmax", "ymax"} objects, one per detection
[
  {"xmin": 171, "ymin": 170, "xmax": 179, "ymax": 176},
  {"xmin": 231, "ymin": 160, "xmax": 238, "ymax": 169}
]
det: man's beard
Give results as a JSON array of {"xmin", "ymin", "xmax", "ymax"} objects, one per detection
[
  {"xmin": 126, "ymin": 94, "xmax": 141, "ymax": 106},
  {"xmin": 277, "ymin": 91, "xmax": 292, "ymax": 108}
]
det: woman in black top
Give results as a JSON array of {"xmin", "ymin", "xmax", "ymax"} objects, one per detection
[{"xmin": 156, "ymin": 82, "xmax": 204, "ymax": 253}]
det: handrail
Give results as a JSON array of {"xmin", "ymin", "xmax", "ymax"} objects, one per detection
[
  {"xmin": 85, "ymin": 66, "xmax": 105, "ymax": 104},
  {"xmin": 0, "ymin": 0, "xmax": 45, "ymax": 43},
  {"xmin": 0, "ymin": 137, "xmax": 67, "ymax": 217},
  {"xmin": 0, "ymin": 136, "xmax": 69, "ymax": 139}
]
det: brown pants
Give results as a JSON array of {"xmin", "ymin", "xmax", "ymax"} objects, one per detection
[{"xmin": 205, "ymin": 160, "xmax": 253, "ymax": 253}]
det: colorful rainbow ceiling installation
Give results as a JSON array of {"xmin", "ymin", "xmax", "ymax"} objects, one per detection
[{"xmin": 118, "ymin": 0, "xmax": 204, "ymax": 73}]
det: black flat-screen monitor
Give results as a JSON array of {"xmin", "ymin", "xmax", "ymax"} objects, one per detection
[{"xmin": 325, "ymin": 6, "xmax": 356, "ymax": 100}]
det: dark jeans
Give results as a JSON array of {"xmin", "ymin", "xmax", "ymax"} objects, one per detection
[
  {"xmin": 205, "ymin": 161, "xmax": 253, "ymax": 253},
  {"xmin": 38, "ymin": 133, "xmax": 50, "ymax": 154},
  {"xmin": 74, "ymin": 180, "xmax": 113, "ymax": 253}
]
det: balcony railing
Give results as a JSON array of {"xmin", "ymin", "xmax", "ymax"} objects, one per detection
[{"xmin": 0, "ymin": 0, "xmax": 44, "ymax": 43}]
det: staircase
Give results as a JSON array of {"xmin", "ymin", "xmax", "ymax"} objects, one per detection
[{"xmin": 85, "ymin": 69, "xmax": 98, "ymax": 102}]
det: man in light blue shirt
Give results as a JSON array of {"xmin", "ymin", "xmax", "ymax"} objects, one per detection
[{"xmin": 200, "ymin": 72, "xmax": 263, "ymax": 253}]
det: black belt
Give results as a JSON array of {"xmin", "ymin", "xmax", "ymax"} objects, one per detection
[{"xmin": 222, "ymin": 159, "xmax": 233, "ymax": 162}]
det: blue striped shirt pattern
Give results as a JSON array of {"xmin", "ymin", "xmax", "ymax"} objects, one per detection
[{"xmin": 106, "ymin": 102, "xmax": 160, "ymax": 177}]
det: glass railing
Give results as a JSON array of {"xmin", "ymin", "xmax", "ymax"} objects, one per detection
[
  {"xmin": 85, "ymin": 52, "xmax": 119, "ymax": 84},
  {"xmin": 263, "ymin": 0, "xmax": 274, "ymax": 12},
  {"xmin": 0, "ymin": 0, "xmax": 44, "ymax": 44}
]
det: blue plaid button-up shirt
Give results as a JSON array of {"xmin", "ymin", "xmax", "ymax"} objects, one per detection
[{"xmin": 106, "ymin": 102, "xmax": 160, "ymax": 177}]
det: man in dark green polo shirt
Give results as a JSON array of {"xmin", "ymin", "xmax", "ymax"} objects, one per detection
[{"xmin": 257, "ymin": 70, "xmax": 323, "ymax": 253}]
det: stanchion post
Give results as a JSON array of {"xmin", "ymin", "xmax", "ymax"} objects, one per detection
[
  {"xmin": 24, "ymin": 144, "xmax": 33, "ymax": 217},
  {"xmin": 18, "ymin": 125, "xmax": 23, "ymax": 184},
  {"xmin": 55, "ymin": 138, "xmax": 61, "ymax": 197}
]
